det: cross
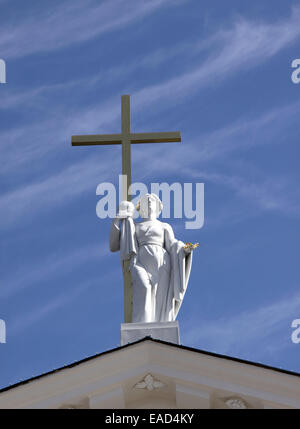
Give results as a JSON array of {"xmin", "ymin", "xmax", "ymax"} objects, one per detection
[{"xmin": 71, "ymin": 94, "xmax": 181, "ymax": 322}]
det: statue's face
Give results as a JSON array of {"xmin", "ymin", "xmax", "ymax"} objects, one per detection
[{"xmin": 140, "ymin": 196, "xmax": 158, "ymax": 219}]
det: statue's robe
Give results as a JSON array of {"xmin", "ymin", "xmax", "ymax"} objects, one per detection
[{"xmin": 110, "ymin": 217, "xmax": 192, "ymax": 323}]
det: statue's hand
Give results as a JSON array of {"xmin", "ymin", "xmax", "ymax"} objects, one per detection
[
  {"xmin": 184, "ymin": 242, "xmax": 199, "ymax": 254},
  {"xmin": 116, "ymin": 200, "xmax": 135, "ymax": 218}
]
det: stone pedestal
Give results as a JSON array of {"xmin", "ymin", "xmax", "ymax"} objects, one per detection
[{"xmin": 121, "ymin": 321, "xmax": 180, "ymax": 346}]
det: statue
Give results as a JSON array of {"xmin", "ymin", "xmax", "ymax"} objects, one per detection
[
  {"xmin": 72, "ymin": 95, "xmax": 185, "ymax": 323},
  {"xmin": 110, "ymin": 193, "xmax": 198, "ymax": 323}
]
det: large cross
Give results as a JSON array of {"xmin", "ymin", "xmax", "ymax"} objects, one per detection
[{"xmin": 71, "ymin": 94, "xmax": 181, "ymax": 322}]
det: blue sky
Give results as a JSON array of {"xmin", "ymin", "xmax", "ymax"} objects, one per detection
[{"xmin": 0, "ymin": 0, "xmax": 300, "ymax": 388}]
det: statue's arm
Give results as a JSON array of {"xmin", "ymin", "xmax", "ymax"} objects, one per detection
[
  {"xmin": 163, "ymin": 222, "xmax": 176, "ymax": 252},
  {"xmin": 163, "ymin": 222, "xmax": 192, "ymax": 255},
  {"xmin": 109, "ymin": 218, "xmax": 121, "ymax": 252}
]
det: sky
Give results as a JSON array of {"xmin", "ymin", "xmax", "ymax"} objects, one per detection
[{"xmin": 0, "ymin": 0, "xmax": 300, "ymax": 389}]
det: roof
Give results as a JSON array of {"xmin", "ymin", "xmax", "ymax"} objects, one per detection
[{"xmin": 0, "ymin": 336, "xmax": 299, "ymax": 394}]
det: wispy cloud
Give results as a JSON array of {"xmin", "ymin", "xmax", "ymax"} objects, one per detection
[
  {"xmin": 1, "ymin": 7, "xmax": 300, "ymax": 233},
  {"xmin": 0, "ymin": 94, "xmax": 122, "ymax": 178},
  {"xmin": 8, "ymin": 276, "xmax": 104, "ymax": 336},
  {"xmin": 133, "ymin": 6, "xmax": 300, "ymax": 106},
  {"xmin": 0, "ymin": 78, "xmax": 85, "ymax": 110},
  {"xmin": 1, "ymin": 243, "xmax": 109, "ymax": 299},
  {"xmin": 142, "ymin": 99, "xmax": 300, "ymax": 171},
  {"xmin": 194, "ymin": 170, "xmax": 300, "ymax": 217},
  {"xmin": 0, "ymin": 155, "xmax": 119, "ymax": 229},
  {"xmin": 136, "ymin": 101, "xmax": 300, "ymax": 219},
  {"xmin": 184, "ymin": 291, "xmax": 300, "ymax": 360},
  {"xmin": 184, "ymin": 102, "xmax": 300, "ymax": 163},
  {"xmin": 0, "ymin": 0, "xmax": 180, "ymax": 59},
  {"xmin": 2, "ymin": 6, "xmax": 300, "ymax": 174},
  {"xmin": 1, "ymin": 97, "xmax": 299, "ymax": 232},
  {"xmin": 3, "ymin": 6, "xmax": 300, "ymax": 114}
]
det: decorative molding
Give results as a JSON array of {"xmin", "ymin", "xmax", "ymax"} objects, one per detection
[
  {"xmin": 134, "ymin": 374, "xmax": 164, "ymax": 391},
  {"xmin": 225, "ymin": 397, "xmax": 248, "ymax": 409}
]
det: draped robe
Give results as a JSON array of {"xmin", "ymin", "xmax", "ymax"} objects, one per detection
[{"xmin": 110, "ymin": 217, "xmax": 192, "ymax": 323}]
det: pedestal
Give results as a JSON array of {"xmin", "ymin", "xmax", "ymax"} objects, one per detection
[{"xmin": 121, "ymin": 321, "xmax": 180, "ymax": 346}]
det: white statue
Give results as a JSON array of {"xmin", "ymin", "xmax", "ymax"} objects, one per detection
[{"xmin": 110, "ymin": 193, "xmax": 197, "ymax": 323}]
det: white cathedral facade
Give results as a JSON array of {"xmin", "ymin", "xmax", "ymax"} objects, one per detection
[{"xmin": 0, "ymin": 337, "xmax": 299, "ymax": 409}]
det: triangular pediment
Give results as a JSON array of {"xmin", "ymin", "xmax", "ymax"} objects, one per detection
[{"xmin": 0, "ymin": 338, "xmax": 299, "ymax": 409}]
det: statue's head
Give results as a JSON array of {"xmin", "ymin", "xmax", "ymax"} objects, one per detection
[{"xmin": 136, "ymin": 193, "xmax": 163, "ymax": 219}]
